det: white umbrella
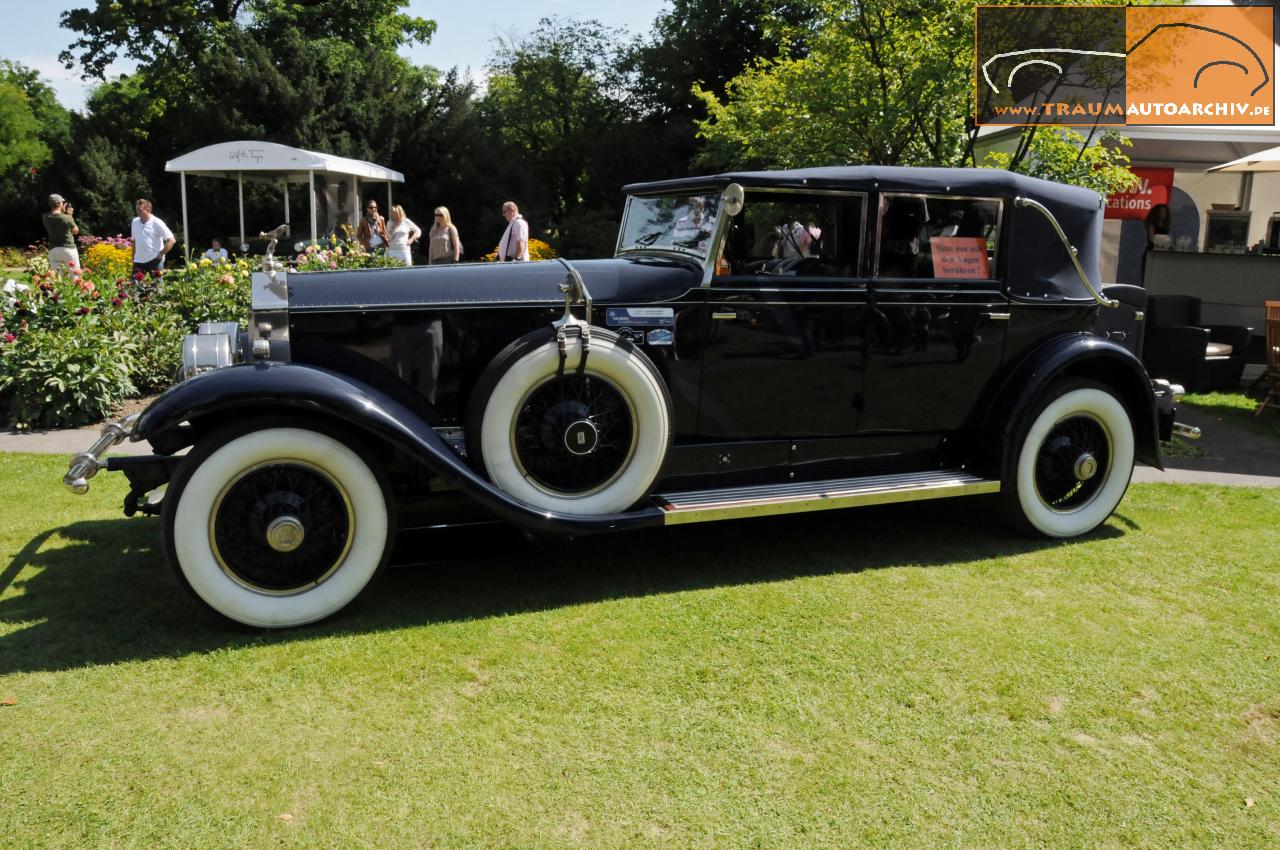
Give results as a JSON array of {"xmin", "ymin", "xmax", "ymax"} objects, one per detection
[{"xmin": 1206, "ymin": 145, "xmax": 1280, "ymax": 172}]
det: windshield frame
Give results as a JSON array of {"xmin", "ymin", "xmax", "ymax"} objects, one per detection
[{"xmin": 615, "ymin": 190, "xmax": 726, "ymax": 262}]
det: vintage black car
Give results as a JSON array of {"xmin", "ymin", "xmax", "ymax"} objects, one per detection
[{"xmin": 66, "ymin": 166, "xmax": 1189, "ymax": 628}]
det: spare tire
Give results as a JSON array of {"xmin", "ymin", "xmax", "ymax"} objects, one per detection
[{"xmin": 466, "ymin": 327, "xmax": 672, "ymax": 515}]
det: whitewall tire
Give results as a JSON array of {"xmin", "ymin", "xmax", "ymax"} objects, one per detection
[
  {"xmin": 1005, "ymin": 380, "xmax": 1135, "ymax": 538},
  {"xmin": 164, "ymin": 426, "xmax": 392, "ymax": 628},
  {"xmin": 468, "ymin": 329, "xmax": 671, "ymax": 515}
]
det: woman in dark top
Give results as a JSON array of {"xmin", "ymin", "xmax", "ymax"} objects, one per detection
[{"xmin": 1145, "ymin": 203, "xmax": 1170, "ymax": 251}]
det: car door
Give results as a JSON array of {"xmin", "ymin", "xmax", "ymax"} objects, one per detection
[
  {"xmin": 862, "ymin": 192, "xmax": 1009, "ymax": 440},
  {"xmin": 696, "ymin": 190, "xmax": 869, "ymax": 445}
]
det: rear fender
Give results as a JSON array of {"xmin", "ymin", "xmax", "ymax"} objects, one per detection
[
  {"xmin": 977, "ymin": 334, "xmax": 1163, "ymax": 475},
  {"xmin": 134, "ymin": 362, "xmax": 663, "ymax": 535}
]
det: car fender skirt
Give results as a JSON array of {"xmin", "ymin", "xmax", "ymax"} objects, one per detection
[{"xmin": 134, "ymin": 362, "xmax": 664, "ymax": 535}]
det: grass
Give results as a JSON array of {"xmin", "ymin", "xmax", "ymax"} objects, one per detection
[
  {"xmin": 2, "ymin": 452, "xmax": 1279, "ymax": 848},
  {"xmin": 1184, "ymin": 390, "xmax": 1280, "ymax": 442}
]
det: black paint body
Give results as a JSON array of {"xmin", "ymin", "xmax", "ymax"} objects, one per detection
[{"xmin": 129, "ymin": 167, "xmax": 1164, "ymax": 534}]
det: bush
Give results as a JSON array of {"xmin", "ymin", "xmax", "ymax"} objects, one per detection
[
  {"xmin": 292, "ymin": 240, "xmax": 404, "ymax": 272},
  {"xmin": 82, "ymin": 243, "xmax": 132, "ymax": 281},
  {"xmin": 155, "ymin": 260, "xmax": 252, "ymax": 327},
  {"xmin": 480, "ymin": 238, "xmax": 557, "ymax": 263},
  {"xmin": 0, "ymin": 246, "xmax": 25, "ymax": 268},
  {"xmin": 0, "ymin": 323, "xmax": 136, "ymax": 429}
]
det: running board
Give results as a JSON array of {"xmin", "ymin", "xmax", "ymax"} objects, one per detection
[{"xmin": 655, "ymin": 469, "xmax": 1000, "ymax": 525}]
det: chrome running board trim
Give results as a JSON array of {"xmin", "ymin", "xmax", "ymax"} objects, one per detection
[{"xmin": 656, "ymin": 469, "xmax": 1000, "ymax": 525}]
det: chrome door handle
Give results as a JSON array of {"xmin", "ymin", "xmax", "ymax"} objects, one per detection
[
  {"xmin": 981, "ymin": 312, "xmax": 1011, "ymax": 321},
  {"xmin": 711, "ymin": 311, "xmax": 738, "ymax": 320}
]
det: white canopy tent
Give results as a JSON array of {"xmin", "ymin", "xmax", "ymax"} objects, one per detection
[
  {"xmin": 1207, "ymin": 144, "xmax": 1280, "ymax": 173},
  {"xmin": 164, "ymin": 141, "xmax": 405, "ymax": 261}
]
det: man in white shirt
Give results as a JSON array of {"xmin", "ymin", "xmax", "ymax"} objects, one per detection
[
  {"xmin": 203, "ymin": 238, "xmax": 229, "ymax": 263},
  {"xmin": 496, "ymin": 201, "xmax": 529, "ymax": 262},
  {"xmin": 131, "ymin": 198, "xmax": 176, "ymax": 275}
]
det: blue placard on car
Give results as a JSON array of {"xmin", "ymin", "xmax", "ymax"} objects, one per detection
[{"xmin": 605, "ymin": 307, "xmax": 674, "ymax": 327}]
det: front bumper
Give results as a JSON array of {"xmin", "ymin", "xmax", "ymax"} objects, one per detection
[
  {"xmin": 63, "ymin": 413, "xmax": 140, "ymax": 494},
  {"xmin": 1152, "ymin": 378, "xmax": 1200, "ymax": 442}
]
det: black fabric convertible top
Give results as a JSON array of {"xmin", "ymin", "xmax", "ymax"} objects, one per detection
[{"xmin": 624, "ymin": 166, "xmax": 1106, "ymax": 302}]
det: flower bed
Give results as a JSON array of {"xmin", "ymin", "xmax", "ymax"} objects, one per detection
[{"xmin": 0, "ymin": 240, "xmax": 397, "ymax": 429}]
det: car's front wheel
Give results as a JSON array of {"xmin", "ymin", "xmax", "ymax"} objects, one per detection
[
  {"xmin": 163, "ymin": 424, "xmax": 393, "ymax": 628},
  {"xmin": 1003, "ymin": 379, "xmax": 1135, "ymax": 538}
]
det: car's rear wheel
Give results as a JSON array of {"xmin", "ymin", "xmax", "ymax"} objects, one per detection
[
  {"xmin": 467, "ymin": 328, "xmax": 671, "ymax": 514},
  {"xmin": 163, "ymin": 424, "xmax": 393, "ymax": 628},
  {"xmin": 1003, "ymin": 379, "xmax": 1135, "ymax": 538}
]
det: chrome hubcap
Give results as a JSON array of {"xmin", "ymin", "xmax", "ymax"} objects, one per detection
[
  {"xmin": 564, "ymin": 419, "xmax": 600, "ymax": 456},
  {"xmin": 1073, "ymin": 452, "xmax": 1098, "ymax": 481},
  {"xmin": 265, "ymin": 515, "xmax": 306, "ymax": 552}
]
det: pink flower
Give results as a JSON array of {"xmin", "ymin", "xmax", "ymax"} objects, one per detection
[
  {"xmin": 329, "ymin": 262, "xmax": 338, "ymax": 269},
  {"xmin": 217, "ymin": 274, "xmax": 234, "ymax": 286},
  {"xmin": 2, "ymin": 333, "xmax": 14, "ymax": 343}
]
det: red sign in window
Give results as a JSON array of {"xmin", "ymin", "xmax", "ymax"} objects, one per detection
[{"xmin": 930, "ymin": 237, "xmax": 991, "ymax": 278}]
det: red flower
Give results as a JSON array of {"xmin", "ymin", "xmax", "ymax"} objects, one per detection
[
  {"xmin": 2, "ymin": 333, "xmax": 14, "ymax": 343},
  {"xmin": 111, "ymin": 298, "xmax": 123, "ymax": 306},
  {"xmin": 134, "ymin": 272, "xmax": 145, "ymax": 281},
  {"xmin": 75, "ymin": 306, "xmax": 90, "ymax": 315}
]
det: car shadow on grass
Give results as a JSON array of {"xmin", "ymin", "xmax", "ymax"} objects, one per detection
[{"xmin": 0, "ymin": 495, "xmax": 1129, "ymax": 675}]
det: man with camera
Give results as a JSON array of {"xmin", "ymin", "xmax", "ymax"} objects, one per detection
[{"xmin": 42, "ymin": 193, "xmax": 80, "ymax": 273}]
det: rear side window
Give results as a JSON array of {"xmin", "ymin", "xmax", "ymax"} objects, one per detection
[{"xmin": 875, "ymin": 194, "xmax": 1002, "ymax": 280}]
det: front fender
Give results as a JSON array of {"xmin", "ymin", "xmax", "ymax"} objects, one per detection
[
  {"xmin": 978, "ymin": 333, "xmax": 1163, "ymax": 473},
  {"xmin": 135, "ymin": 362, "xmax": 663, "ymax": 535}
]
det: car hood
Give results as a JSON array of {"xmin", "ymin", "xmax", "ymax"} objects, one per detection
[{"xmin": 286, "ymin": 256, "xmax": 703, "ymax": 312}]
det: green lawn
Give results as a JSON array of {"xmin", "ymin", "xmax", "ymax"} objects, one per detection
[
  {"xmin": 2, "ymin": 452, "xmax": 1279, "ymax": 849},
  {"xmin": 1185, "ymin": 391, "xmax": 1280, "ymax": 442}
]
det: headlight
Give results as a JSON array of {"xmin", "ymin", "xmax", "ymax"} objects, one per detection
[{"xmin": 182, "ymin": 322, "xmax": 241, "ymax": 379}]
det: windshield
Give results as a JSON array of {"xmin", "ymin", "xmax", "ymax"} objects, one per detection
[{"xmin": 617, "ymin": 193, "xmax": 722, "ymax": 259}]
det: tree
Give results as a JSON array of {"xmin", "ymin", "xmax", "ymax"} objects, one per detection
[
  {"xmin": 481, "ymin": 17, "xmax": 639, "ymax": 256},
  {"xmin": 60, "ymin": 0, "xmax": 435, "ymax": 79},
  {"xmin": 629, "ymin": 0, "xmax": 819, "ymax": 178},
  {"xmin": 52, "ymin": 0, "xmax": 447, "ymax": 248},
  {"xmin": 983, "ymin": 128, "xmax": 1139, "ymax": 196},
  {"xmin": 695, "ymin": 0, "xmax": 973, "ymax": 169},
  {"xmin": 0, "ymin": 83, "xmax": 49, "ymax": 177},
  {"xmin": 694, "ymin": 0, "xmax": 1138, "ymax": 195},
  {"xmin": 0, "ymin": 62, "xmax": 75, "ymax": 245}
]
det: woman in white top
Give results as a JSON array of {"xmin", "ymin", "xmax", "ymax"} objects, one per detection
[
  {"xmin": 385, "ymin": 205, "xmax": 422, "ymax": 266},
  {"xmin": 427, "ymin": 206, "xmax": 462, "ymax": 264}
]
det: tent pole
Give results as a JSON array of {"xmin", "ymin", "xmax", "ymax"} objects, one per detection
[
  {"xmin": 180, "ymin": 171, "xmax": 190, "ymax": 265},
  {"xmin": 283, "ymin": 180, "xmax": 290, "ymax": 229},
  {"xmin": 237, "ymin": 171, "xmax": 245, "ymax": 248},
  {"xmin": 387, "ymin": 182, "xmax": 392, "ymax": 212},
  {"xmin": 309, "ymin": 170, "xmax": 317, "ymax": 245}
]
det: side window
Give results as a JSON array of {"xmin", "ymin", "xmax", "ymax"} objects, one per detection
[
  {"xmin": 876, "ymin": 195, "xmax": 1002, "ymax": 280},
  {"xmin": 722, "ymin": 193, "xmax": 864, "ymax": 278}
]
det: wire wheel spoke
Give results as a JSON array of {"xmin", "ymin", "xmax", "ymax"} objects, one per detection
[
  {"xmin": 513, "ymin": 373, "xmax": 635, "ymax": 495},
  {"xmin": 1035, "ymin": 414, "xmax": 1111, "ymax": 510},
  {"xmin": 212, "ymin": 462, "xmax": 352, "ymax": 592}
]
